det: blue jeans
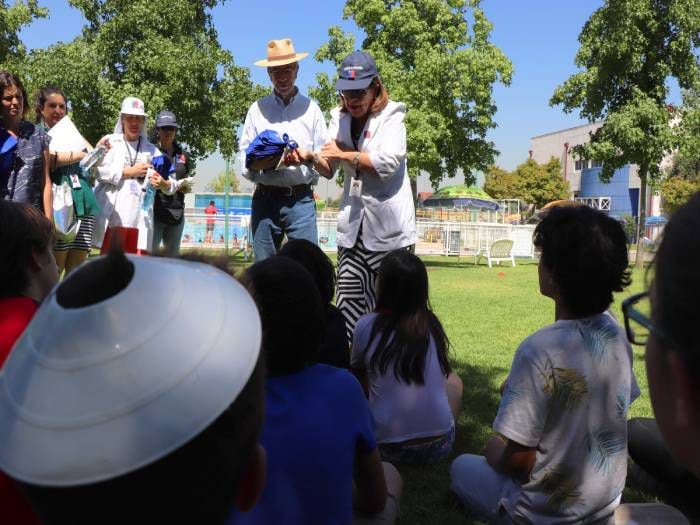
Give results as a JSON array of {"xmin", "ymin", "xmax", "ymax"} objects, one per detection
[
  {"xmin": 153, "ymin": 219, "xmax": 185, "ymax": 257},
  {"xmin": 251, "ymin": 187, "xmax": 318, "ymax": 261}
]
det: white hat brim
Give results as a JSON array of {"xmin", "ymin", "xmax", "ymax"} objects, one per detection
[
  {"xmin": 0, "ymin": 256, "xmax": 261, "ymax": 487},
  {"xmin": 254, "ymin": 52, "xmax": 308, "ymax": 67}
]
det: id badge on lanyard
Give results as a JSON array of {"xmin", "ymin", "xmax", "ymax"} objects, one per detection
[{"xmin": 349, "ymin": 177, "xmax": 362, "ymax": 198}]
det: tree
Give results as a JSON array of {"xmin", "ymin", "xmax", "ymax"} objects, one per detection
[
  {"xmin": 483, "ymin": 159, "xmax": 569, "ymax": 210},
  {"xmin": 483, "ymin": 165, "xmax": 517, "ymax": 199},
  {"xmin": 205, "ymin": 169, "xmax": 240, "ymax": 193},
  {"xmin": 17, "ymin": 0, "xmax": 265, "ymax": 158},
  {"xmin": 660, "ymin": 176, "xmax": 700, "ymax": 213},
  {"xmin": 512, "ymin": 158, "xmax": 570, "ymax": 210},
  {"xmin": 550, "ymin": 0, "xmax": 700, "ymax": 267},
  {"xmin": 0, "ymin": 0, "xmax": 46, "ymax": 65},
  {"xmin": 311, "ymin": 0, "xmax": 513, "ymax": 188}
]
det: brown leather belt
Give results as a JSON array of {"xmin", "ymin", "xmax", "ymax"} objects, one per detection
[{"xmin": 255, "ymin": 183, "xmax": 312, "ymax": 198}]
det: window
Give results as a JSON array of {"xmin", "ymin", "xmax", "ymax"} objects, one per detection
[
  {"xmin": 575, "ymin": 158, "xmax": 588, "ymax": 171},
  {"xmin": 590, "ymin": 159, "xmax": 603, "ymax": 168}
]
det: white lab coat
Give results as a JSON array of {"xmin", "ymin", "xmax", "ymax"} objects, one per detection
[
  {"xmin": 93, "ymin": 134, "xmax": 173, "ymax": 252},
  {"xmin": 329, "ymin": 100, "xmax": 416, "ymax": 251}
]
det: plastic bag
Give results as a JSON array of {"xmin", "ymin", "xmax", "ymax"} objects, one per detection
[{"xmin": 52, "ymin": 181, "xmax": 81, "ymax": 242}]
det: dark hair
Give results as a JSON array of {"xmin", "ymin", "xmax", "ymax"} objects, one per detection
[
  {"xmin": 22, "ymin": 250, "xmax": 265, "ymax": 525},
  {"xmin": 209, "ymin": 200, "xmax": 216, "ymax": 206},
  {"xmin": 0, "ymin": 200, "xmax": 54, "ymax": 298},
  {"xmin": 34, "ymin": 85, "xmax": 67, "ymax": 124},
  {"xmin": 653, "ymin": 191, "xmax": 700, "ymax": 375},
  {"xmin": 534, "ymin": 205, "xmax": 631, "ymax": 317},
  {"xmin": 278, "ymin": 239, "xmax": 335, "ymax": 305},
  {"xmin": 339, "ymin": 76, "xmax": 389, "ymax": 115},
  {"xmin": 243, "ymin": 256, "xmax": 324, "ymax": 376},
  {"xmin": 360, "ymin": 250, "xmax": 451, "ymax": 385},
  {"xmin": 0, "ymin": 71, "xmax": 29, "ymax": 119}
]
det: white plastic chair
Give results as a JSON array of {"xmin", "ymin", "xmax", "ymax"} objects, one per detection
[{"xmin": 475, "ymin": 239, "xmax": 515, "ymax": 267}]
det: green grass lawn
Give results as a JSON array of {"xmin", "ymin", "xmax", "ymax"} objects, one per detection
[{"xmin": 217, "ymin": 251, "xmax": 655, "ymax": 523}]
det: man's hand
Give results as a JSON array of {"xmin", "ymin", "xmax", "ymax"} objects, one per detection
[{"xmin": 284, "ymin": 148, "xmax": 312, "ymax": 167}]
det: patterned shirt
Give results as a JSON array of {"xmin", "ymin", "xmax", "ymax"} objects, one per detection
[
  {"xmin": 494, "ymin": 312, "xmax": 640, "ymax": 524},
  {"xmin": 0, "ymin": 122, "xmax": 49, "ymax": 211}
]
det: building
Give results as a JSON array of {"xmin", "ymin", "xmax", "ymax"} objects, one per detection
[{"xmin": 529, "ymin": 122, "xmax": 665, "ymax": 219}]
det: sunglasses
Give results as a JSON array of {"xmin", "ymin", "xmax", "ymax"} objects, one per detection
[{"xmin": 340, "ymin": 87, "xmax": 373, "ymax": 100}]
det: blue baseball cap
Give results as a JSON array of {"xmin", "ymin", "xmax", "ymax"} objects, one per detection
[{"xmin": 335, "ymin": 50, "xmax": 378, "ymax": 91}]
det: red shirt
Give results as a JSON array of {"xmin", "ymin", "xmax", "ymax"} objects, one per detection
[
  {"xmin": 0, "ymin": 296, "xmax": 42, "ymax": 525},
  {"xmin": 205, "ymin": 204, "xmax": 217, "ymax": 225}
]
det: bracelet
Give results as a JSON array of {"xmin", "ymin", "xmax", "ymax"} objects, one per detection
[{"xmin": 352, "ymin": 152, "xmax": 361, "ymax": 170}]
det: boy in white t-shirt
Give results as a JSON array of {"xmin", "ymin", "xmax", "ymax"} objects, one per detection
[{"xmin": 451, "ymin": 205, "xmax": 640, "ymax": 524}]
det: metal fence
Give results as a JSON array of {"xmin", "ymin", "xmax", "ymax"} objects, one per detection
[{"xmin": 181, "ymin": 211, "xmax": 537, "ymax": 259}]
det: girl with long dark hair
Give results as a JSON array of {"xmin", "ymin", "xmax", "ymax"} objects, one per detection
[{"xmin": 351, "ymin": 250, "xmax": 463, "ymax": 465}]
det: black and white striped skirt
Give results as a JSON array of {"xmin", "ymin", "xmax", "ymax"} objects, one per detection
[
  {"xmin": 55, "ymin": 215, "xmax": 95, "ymax": 252},
  {"xmin": 336, "ymin": 238, "xmax": 397, "ymax": 342}
]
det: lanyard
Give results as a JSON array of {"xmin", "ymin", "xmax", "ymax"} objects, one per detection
[{"xmin": 125, "ymin": 136, "xmax": 142, "ymax": 167}]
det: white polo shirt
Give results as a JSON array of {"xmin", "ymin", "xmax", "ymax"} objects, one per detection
[{"xmin": 238, "ymin": 90, "xmax": 328, "ymax": 188}]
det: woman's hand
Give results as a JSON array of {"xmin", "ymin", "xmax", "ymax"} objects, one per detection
[
  {"xmin": 149, "ymin": 172, "xmax": 170, "ymax": 191},
  {"xmin": 123, "ymin": 163, "xmax": 150, "ymax": 179},
  {"xmin": 320, "ymin": 140, "xmax": 350, "ymax": 163}
]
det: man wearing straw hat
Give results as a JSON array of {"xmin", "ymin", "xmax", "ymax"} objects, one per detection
[{"xmin": 239, "ymin": 38, "xmax": 332, "ymax": 262}]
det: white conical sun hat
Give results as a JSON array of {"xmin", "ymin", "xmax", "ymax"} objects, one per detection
[{"xmin": 0, "ymin": 255, "xmax": 261, "ymax": 487}]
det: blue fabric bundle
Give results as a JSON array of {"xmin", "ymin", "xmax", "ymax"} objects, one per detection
[
  {"xmin": 0, "ymin": 129, "xmax": 18, "ymax": 196},
  {"xmin": 245, "ymin": 130, "xmax": 297, "ymax": 169},
  {"xmin": 151, "ymin": 154, "xmax": 172, "ymax": 180}
]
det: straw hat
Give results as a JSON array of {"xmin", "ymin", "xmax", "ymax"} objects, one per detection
[
  {"xmin": 254, "ymin": 38, "xmax": 308, "ymax": 67},
  {"xmin": 0, "ymin": 255, "xmax": 261, "ymax": 487}
]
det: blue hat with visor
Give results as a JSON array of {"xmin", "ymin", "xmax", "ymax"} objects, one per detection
[{"xmin": 335, "ymin": 50, "xmax": 378, "ymax": 91}]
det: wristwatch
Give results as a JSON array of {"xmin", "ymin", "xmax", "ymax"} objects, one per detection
[
  {"xmin": 306, "ymin": 152, "xmax": 320, "ymax": 167},
  {"xmin": 352, "ymin": 153, "xmax": 361, "ymax": 171}
]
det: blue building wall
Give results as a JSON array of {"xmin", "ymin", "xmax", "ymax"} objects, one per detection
[{"xmin": 578, "ymin": 165, "xmax": 638, "ymax": 218}]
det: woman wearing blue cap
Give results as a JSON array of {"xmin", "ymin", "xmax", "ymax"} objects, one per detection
[
  {"xmin": 151, "ymin": 110, "xmax": 192, "ymax": 256},
  {"xmin": 321, "ymin": 50, "xmax": 416, "ymax": 341}
]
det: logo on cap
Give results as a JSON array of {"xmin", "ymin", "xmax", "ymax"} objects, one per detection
[{"xmin": 133, "ymin": 100, "xmax": 142, "ymax": 109}]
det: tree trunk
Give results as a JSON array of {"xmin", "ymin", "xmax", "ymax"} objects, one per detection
[{"xmin": 634, "ymin": 168, "xmax": 647, "ymax": 268}]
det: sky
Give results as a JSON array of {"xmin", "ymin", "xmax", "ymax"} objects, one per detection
[{"xmin": 18, "ymin": 0, "xmax": 682, "ymax": 197}]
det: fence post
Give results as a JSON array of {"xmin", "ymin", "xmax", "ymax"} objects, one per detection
[{"xmin": 224, "ymin": 158, "xmax": 230, "ymax": 257}]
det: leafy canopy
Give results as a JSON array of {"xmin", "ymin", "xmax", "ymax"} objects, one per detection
[
  {"xmin": 311, "ymin": 0, "xmax": 513, "ymax": 188},
  {"xmin": 550, "ymin": 0, "xmax": 700, "ymax": 185},
  {"xmin": 9, "ymin": 0, "xmax": 265, "ymax": 159},
  {"xmin": 205, "ymin": 169, "xmax": 240, "ymax": 193},
  {"xmin": 484, "ymin": 158, "xmax": 570, "ymax": 210},
  {"xmin": 0, "ymin": 1, "xmax": 47, "ymax": 65}
]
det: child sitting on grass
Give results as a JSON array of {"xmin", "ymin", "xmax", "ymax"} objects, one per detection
[
  {"xmin": 451, "ymin": 205, "xmax": 639, "ymax": 524},
  {"xmin": 231, "ymin": 256, "xmax": 402, "ymax": 525},
  {"xmin": 351, "ymin": 250, "xmax": 463, "ymax": 465}
]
